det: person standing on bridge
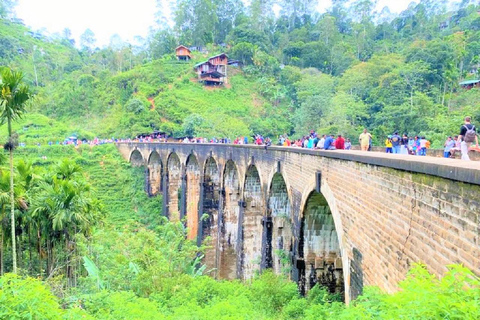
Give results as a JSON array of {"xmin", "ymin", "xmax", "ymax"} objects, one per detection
[
  {"xmin": 458, "ymin": 116, "xmax": 478, "ymax": 161},
  {"xmin": 359, "ymin": 129, "xmax": 372, "ymax": 151},
  {"xmin": 391, "ymin": 132, "xmax": 401, "ymax": 154}
]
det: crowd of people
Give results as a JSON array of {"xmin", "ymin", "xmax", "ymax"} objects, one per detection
[
  {"xmin": 20, "ymin": 117, "xmax": 477, "ymax": 161},
  {"xmin": 444, "ymin": 116, "xmax": 478, "ymax": 161},
  {"xmin": 277, "ymin": 131, "xmax": 352, "ymax": 150},
  {"xmin": 381, "ymin": 116, "xmax": 478, "ymax": 161},
  {"xmin": 384, "ymin": 133, "xmax": 430, "ymax": 156}
]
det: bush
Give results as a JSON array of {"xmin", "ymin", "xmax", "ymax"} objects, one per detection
[{"xmin": 0, "ymin": 273, "xmax": 90, "ymax": 320}]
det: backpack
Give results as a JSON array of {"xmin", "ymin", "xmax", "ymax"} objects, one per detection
[{"xmin": 464, "ymin": 125, "xmax": 477, "ymax": 143}]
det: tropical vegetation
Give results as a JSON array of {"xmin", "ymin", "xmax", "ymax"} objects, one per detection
[{"xmin": 0, "ymin": 0, "xmax": 479, "ymax": 318}]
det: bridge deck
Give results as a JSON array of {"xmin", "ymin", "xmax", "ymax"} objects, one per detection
[{"xmin": 119, "ymin": 143, "xmax": 480, "ymax": 185}]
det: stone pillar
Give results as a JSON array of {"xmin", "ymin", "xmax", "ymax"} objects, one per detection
[
  {"xmin": 180, "ymin": 171, "xmax": 187, "ymax": 221},
  {"xmin": 159, "ymin": 169, "xmax": 164, "ymax": 193},
  {"xmin": 261, "ymin": 216, "xmax": 273, "ymax": 271},
  {"xmin": 236, "ymin": 200, "xmax": 245, "ymax": 279},
  {"xmin": 144, "ymin": 167, "xmax": 150, "ymax": 195},
  {"xmin": 162, "ymin": 173, "xmax": 168, "ymax": 217},
  {"xmin": 215, "ymin": 188, "xmax": 225, "ymax": 279},
  {"xmin": 291, "ymin": 207, "xmax": 301, "ymax": 284},
  {"xmin": 197, "ymin": 179, "xmax": 205, "ymax": 247}
]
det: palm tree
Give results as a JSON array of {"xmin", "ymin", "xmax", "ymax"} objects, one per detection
[
  {"xmin": 0, "ymin": 68, "xmax": 32, "ymax": 273},
  {"xmin": 0, "ymin": 167, "xmax": 27, "ymax": 275}
]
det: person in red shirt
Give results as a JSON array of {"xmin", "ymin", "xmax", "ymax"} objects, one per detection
[{"xmin": 335, "ymin": 134, "xmax": 345, "ymax": 150}]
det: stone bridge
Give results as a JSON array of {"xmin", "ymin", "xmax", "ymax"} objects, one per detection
[{"xmin": 116, "ymin": 142, "xmax": 480, "ymax": 303}]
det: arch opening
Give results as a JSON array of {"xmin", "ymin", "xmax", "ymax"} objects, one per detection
[
  {"xmin": 202, "ymin": 157, "xmax": 220, "ymax": 272},
  {"xmin": 130, "ymin": 149, "xmax": 144, "ymax": 167},
  {"xmin": 166, "ymin": 153, "xmax": 181, "ymax": 221},
  {"xmin": 147, "ymin": 151, "xmax": 163, "ymax": 196},
  {"xmin": 242, "ymin": 165, "xmax": 263, "ymax": 279},
  {"xmin": 185, "ymin": 154, "xmax": 200, "ymax": 240},
  {"xmin": 203, "ymin": 157, "xmax": 220, "ymax": 237},
  {"xmin": 220, "ymin": 160, "xmax": 240, "ymax": 280},
  {"xmin": 266, "ymin": 173, "xmax": 292, "ymax": 275},
  {"xmin": 298, "ymin": 191, "xmax": 344, "ymax": 300}
]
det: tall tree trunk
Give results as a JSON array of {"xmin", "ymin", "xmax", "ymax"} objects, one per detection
[
  {"xmin": 9, "ymin": 118, "xmax": 17, "ymax": 273},
  {"xmin": 28, "ymin": 226, "xmax": 32, "ymax": 273},
  {"xmin": 0, "ymin": 227, "xmax": 3, "ymax": 275},
  {"xmin": 37, "ymin": 228, "xmax": 42, "ymax": 276},
  {"xmin": 17, "ymin": 234, "xmax": 21, "ymax": 270}
]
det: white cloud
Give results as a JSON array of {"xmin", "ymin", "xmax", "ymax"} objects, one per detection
[
  {"xmin": 15, "ymin": 0, "xmax": 157, "ymax": 47},
  {"xmin": 15, "ymin": 0, "xmax": 419, "ymax": 47}
]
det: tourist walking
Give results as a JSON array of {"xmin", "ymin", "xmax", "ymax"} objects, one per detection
[
  {"xmin": 401, "ymin": 134, "xmax": 409, "ymax": 154},
  {"xmin": 419, "ymin": 136, "xmax": 428, "ymax": 156},
  {"xmin": 359, "ymin": 129, "xmax": 372, "ymax": 151},
  {"xmin": 385, "ymin": 136, "xmax": 392, "ymax": 153},
  {"xmin": 458, "ymin": 116, "xmax": 478, "ymax": 161},
  {"xmin": 391, "ymin": 132, "xmax": 401, "ymax": 154}
]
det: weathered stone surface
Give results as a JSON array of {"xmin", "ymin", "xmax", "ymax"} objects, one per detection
[{"xmin": 117, "ymin": 142, "xmax": 480, "ymax": 303}]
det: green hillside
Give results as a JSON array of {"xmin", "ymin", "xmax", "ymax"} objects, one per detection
[{"xmin": 1, "ymin": 2, "xmax": 480, "ymax": 146}]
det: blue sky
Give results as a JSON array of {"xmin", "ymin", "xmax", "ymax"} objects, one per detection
[{"xmin": 14, "ymin": 0, "xmax": 420, "ymax": 47}]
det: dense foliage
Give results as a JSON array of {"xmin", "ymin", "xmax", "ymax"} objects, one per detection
[{"xmin": 0, "ymin": 0, "xmax": 479, "ymax": 318}]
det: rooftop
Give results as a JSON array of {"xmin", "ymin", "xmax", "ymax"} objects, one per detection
[{"xmin": 459, "ymin": 79, "xmax": 480, "ymax": 85}]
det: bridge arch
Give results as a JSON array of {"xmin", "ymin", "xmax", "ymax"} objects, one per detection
[
  {"xmin": 220, "ymin": 159, "xmax": 241, "ymax": 279},
  {"xmin": 241, "ymin": 164, "xmax": 264, "ymax": 279},
  {"xmin": 202, "ymin": 157, "xmax": 220, "ymax": 237},
  {"xmin": 166, "ymin": 152, "xmax": 182, "ymax": 221},
  {"xmin": 266, "ymin": 172, "xmax": 293, "ymax": 274},
  {"xmin": 201, "ymin": 156, "xmax": 221, "ymax": 273},
  {"xmin": 185, "ymin": 153, "xmax": 201, "ymax": 240},
  {"xmin": 147, "ymin": 150, "xmax": 163, "ymax": 196},
  {"xmin": 298, "ymin": 177, "xmax": 350, "ymax": 303},
  {"xmin": 129, "ymin": 149, "xmax": 144, "ymax": 167}
]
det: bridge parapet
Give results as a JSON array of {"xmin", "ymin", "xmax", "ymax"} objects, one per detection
[{"xmin": 116, "ymin": 142, "xmax": 480, "ymax": 303}]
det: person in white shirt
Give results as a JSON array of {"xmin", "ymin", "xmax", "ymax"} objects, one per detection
[{"xmin": 317, "ymin": 135, "xmax": 326, "ymax": 149}]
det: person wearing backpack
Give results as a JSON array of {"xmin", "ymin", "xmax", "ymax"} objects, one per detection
[
  {"xmin": 391, "ymin": 132, "xmax": 401, "ymax": 154},
  {"xmin": 458, "ymin": 116, "xmax": 478, "ymax": 161}
]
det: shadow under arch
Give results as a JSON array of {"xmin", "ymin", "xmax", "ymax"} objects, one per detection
[
  {"xmin": 202, "ymin": 156, "xmax": 220, "ymax": 236},
  {"xmin": 201, "ymin": 156, "xmax": 221, "ymax": 275},
  {"xmin": 264, "ymin": 172, "xmax": 293, "ymax": 274},
  {"xmin": 240, "ymin": 164, "xmax": 264, "ymax": 280},
  {"xmin": 147, "ymin": 150, "xmax": 163, "ymax": 196},
  {"xmin": 219, "ymin": 159, "xmax": 241, "ymax": 280},
  {"xmin": 129, "ymin": 149, "xmax": 144, "ymax": 167},
  {"xmin": 297, "ymin": 178, "xmax": 351, "ymax": 303}
]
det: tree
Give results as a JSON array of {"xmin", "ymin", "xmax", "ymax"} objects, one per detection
[
  {"xmin": 0, "ymin": 68, "xmax": 32, "ymax": 273},
  {"xmin": 0, "ymin": 0, "xmax": 17, "ymax": 18},
  {"xmin": 80, "ymin": 29, "xmax": 96, "ymax": 53},
  {"xmin": 249, "ymin": 0, "xmax": 275, "ymax": 32},
  {"xmin": 174, "ymin": 0, "xmax": 218, "ymax": 46},
  {"xmin": 215, "ymin": 0, "xmax": 245, "ymax": 44}
]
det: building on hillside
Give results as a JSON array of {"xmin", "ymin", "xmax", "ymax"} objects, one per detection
[
  {"xmin": 194, "ymin": 53, "xmax": 229, "ymax": 85},
  {"xmin": 188, "ymin": 46, "xmax": 207, "ymax": 53},
  {"xmin": 176, "ymin": 45, "xmax": 192, "ymax": 61},
  {"xmin": 459, "ymin": 79, "xmax": 480, "ymax": 90},
  {"xmin": 228, "ymin": 59, "xmax": 243, "ymax": 67}
]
